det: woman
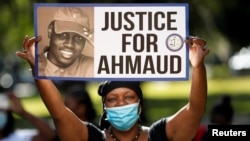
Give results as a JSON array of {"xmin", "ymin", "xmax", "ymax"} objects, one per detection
[
  {"xmin": 0, "ymin": 92, "xmax": 55, "ymax": 141},
  {"xmin": 63, "ymin": 85, "xmax": 97, "ymax": 123},
  {"xmin": 53, "ymin": 85, "xmax": 98, "ymax": 141},
  {"xmin": 193, "ymin": 95, "xmax": 234, "ymax": 141},
  {"xmin": 16, "ymin": 35, "xmax": 209, "ymax": 141}
]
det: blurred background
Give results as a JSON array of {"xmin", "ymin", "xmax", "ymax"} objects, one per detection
[{"xmin": 0, "ymin": 0, "xmax": 249, "ymax": 130}]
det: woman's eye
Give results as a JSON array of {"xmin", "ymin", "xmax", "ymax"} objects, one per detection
[
  {"xmin": 125, "ymin": 96, "xmax": 134, "ymax": 101},
  {"xmin": 107, "ymin": 98, "xmax": 117, "ymax": 103}
]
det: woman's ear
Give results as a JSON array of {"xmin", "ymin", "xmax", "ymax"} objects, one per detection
[{"xmin": 139, "ymin": 105, "xmax": 142, "ymax": 114}]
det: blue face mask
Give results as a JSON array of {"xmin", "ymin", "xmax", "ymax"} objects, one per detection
[
  {"xmin": 105, "ymin": 102, "xmax": 140, "ymax": 131},
  {"xmin": 0, "ymin": 111, "xmax": 7, "ymax": 129}
]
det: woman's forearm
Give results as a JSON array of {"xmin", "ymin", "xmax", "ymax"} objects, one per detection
[{"xmin": 189, "ymin": 64, "xmax": 207, "ymax": 117}]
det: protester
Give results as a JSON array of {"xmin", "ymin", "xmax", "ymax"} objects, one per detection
[
  {"xmin": 16, "ymin": 35, "xmax": 209, "ymax": 141},
  {"xmin": 64, "ymin": 85, "xmax": 97, "ymax": 123},
  {"xmin": 193, "ymin": 95, "xmax": 234, "ymax": 141},
  {"xmin": 53, "ymin": 84, "xmax": 98, "ymax": 141},
  {"xmin": 38, "ymin": 7, "xmax": 94, "ymax": 77},
  {"xmin": 0, "ymin": 91, "xmax": 55, "ymax": 141}
]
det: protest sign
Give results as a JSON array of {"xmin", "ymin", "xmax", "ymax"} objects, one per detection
[{"xmin": 34, "ymin": 3, "xmax": 189, "ymax": 81}]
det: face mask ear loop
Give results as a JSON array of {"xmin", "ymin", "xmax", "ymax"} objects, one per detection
[
  {"xmin": 137, "ymin": 99, "xmax": 142, "ymax": 126},
  {"xmin": 102, "ymin": 95, "xmax": 106, "ymax": 111},
  {"xmin": 137, "ymin": 99, "xmax": 141, "ymax": 114}
]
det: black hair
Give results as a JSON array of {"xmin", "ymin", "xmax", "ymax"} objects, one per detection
[
  {"xmin": 210, "ymin": 95, "xmax": 234, "ymax": 123},
  {"xmin": 1, "ymin": 110, "xmax": 15, "ymax": 138},
  {"xmin": 98, "ymin": 81, "xmax": 143, "ymax": 105},
  {"xmin": 65, "ymin": 86, "xmax": 97, "ymax": 122}
]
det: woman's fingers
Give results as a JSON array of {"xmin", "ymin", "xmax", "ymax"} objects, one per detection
[
  {"xmin": 22, "ymin": 35, "xmax": 30, "ymax": 51},
  {"xmin": 16, "ymin": 35, "xmax": 42, "ymax": 66},
  {"xmin": 22, "ymin": 35, "xmax": 42, "ymax": 51},
  {"xmin": 15, "ymin": 51, "xmax": 27, "ymax": 59}
]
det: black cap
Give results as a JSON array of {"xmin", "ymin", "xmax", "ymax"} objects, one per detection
[{"xmin": 98, "ymin": 81, "xmax": 143, "ymax": 104}]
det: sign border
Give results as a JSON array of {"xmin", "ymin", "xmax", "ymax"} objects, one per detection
[{"xmin": 34, "ymin": 3, "xmax": 190, "ymax": 81}]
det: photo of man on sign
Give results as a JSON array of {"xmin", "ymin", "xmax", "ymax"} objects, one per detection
[{"xmin": 36, "ymin": 7, "xmax": 94, "ymax": 78}]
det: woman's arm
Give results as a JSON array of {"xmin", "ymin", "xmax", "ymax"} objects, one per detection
[
  {"xmin": 7, "ymin": 92, "xmax": 55, "ymax": 141},
  {"xmin": 166, "ymin": 37, "xmax": 210, "ymax": 141},
  {"xmin": 16, "ymin": 35, "xmax": 88, "ymax": 141}
]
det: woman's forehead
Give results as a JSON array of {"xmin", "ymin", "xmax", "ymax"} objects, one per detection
[{"xmin": 106, "ymin": 87, "xmax": 137, "ymax": 96}]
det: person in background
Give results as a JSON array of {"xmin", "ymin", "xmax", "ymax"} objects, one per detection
[
  {"xmin": 16, "ymin": 34, "xmax": 209, "ymax": 141},
  {"xmin": 63, "ymin": 85, "xmax": 97, "ymax": 123},
  {"xmin": 209, "ymin": 95, "xmax": 234, "ymax": 125},
  {"xmin": 193, "ymin": 95, "xmax": 234, "ymax": 141},
  {"xmin": 53, "ymin": 84, "xmax": 98, "ymax": 141},
  {"xmin": 38, "ymin": 7, "xmax": 94, "ymax": 77},
  {"xmin": 0, "ymin": 91, "xmax": 55, "ymax": 141}
]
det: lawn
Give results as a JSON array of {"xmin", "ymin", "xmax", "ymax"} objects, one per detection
[{"xmin": 16, "ymin": 76, "xmax": 250, "ymax": 128}]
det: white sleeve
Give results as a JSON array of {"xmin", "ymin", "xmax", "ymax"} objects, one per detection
[{"xmin": 2, "ymin": 129, "xmax": 38, "ymax": 141}]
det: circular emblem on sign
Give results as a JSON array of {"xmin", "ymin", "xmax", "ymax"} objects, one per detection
[{"xmin": 165, "ymin": 34, "xmax": 184, "ymax": 51}]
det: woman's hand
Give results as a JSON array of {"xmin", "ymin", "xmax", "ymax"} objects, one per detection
[
  {"xmin": 185, "ymin": 36, "xmax": 210, "ymax": 68},
  {"xmin": 16, "ymin": 35, "xmax": 42, "ymax": 67},
  {"xmin": 7, "ymin": 91, "xmax": 25, "ymax": 116}
]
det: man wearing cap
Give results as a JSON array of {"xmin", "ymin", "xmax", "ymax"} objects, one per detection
[{"xmin": 38, "ymin": 7, "xmax": 94, "ymax": 77}]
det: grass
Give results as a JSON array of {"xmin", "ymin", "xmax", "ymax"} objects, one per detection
[{"xmin": 15, "ymin": 76, "xmax": 250, "ymax": 128}]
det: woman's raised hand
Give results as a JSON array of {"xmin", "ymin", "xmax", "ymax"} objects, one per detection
[
  {"xmin": 185, "ymin": 36, "xmax": 210, "ymax": 68},
  {"xmin": 16, "ymin": 35, "xmax": 42, "ymax": 67}
]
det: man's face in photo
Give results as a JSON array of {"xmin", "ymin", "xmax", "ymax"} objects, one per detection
[{"xmin": 48, "ymin": 30, "xmax": 86, "ymax": 68}]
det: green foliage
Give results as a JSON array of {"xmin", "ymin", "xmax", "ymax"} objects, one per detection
[
  {"xmin": 15, "ymin": 76, "xmax": 250, "ymax": 128},
  {"xmin": 0, "ymin": 0, "xmax": 57, "ymax": 71}
]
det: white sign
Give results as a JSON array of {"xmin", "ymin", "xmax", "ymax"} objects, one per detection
[{"xmin": 34, "ymin": 3, "xmax": 189, "ymax": 81}]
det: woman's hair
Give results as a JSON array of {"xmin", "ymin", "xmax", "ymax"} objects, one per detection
[{"xmin": 98, "ymin": 81, "xmax": 143, "ymax": 104}]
